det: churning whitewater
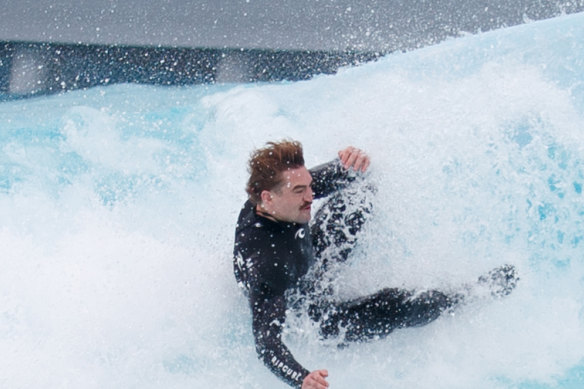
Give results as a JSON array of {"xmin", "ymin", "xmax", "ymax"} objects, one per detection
[{"xmin": 2, "ymin": 12, "xmax": 584, "ymax": 389}]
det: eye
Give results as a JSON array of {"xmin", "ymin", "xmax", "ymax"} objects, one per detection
[{"xmin": 293, "ymin": 187, "xmax": 305, "ymax": 194}]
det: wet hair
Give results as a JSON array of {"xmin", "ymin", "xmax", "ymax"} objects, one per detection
[{"xmin": 246, "ymin": 140, "xmax": 305, "ymax": 205}]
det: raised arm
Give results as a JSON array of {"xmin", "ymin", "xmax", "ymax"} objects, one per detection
[
  {"xmin": 310, "ymin": 147, "xmax": 370, "ymax": 199},
  {"xmin": 310, "ymin": 160, "xmax": 354, "ymax": 199}
]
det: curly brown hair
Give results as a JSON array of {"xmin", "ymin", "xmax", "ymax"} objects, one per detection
[{"xmin": 246, "ymin": 140, "xmax": 305, "ymax": 205}]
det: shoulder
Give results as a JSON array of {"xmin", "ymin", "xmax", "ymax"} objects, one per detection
[
  {"xmin": 235, "ymin": 200, "xmax": 257, "ymax": 231},
  {"xmin": 235, "ymin": 203, "xmax": 278, "ymax": 248},
  {"xmin": 234, "ymin": 202, "xmax": 286, "ymax": 276}
]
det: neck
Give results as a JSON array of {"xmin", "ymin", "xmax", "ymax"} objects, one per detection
[{"xmin": 255, "ymin": 205, "xmax": 279, "ymax": 222}]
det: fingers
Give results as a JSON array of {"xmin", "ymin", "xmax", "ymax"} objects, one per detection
[
  {"xmin": 338, "ymin": 146, "xmax": 370, "ymax": 172},
  {"xmin": 315, "ymin": 369, "xmax": 329, "ymax": 386},
  {"xmin": 302, "ymin": 369, "xmax": 329, "ymax": 389},
  {"xmin": 338, "ymin": 146, "xmax": 354, "ymax": 166},
  {"xmin": 353, "ymin": 152, "xmax": 370, "ymax": 172}
]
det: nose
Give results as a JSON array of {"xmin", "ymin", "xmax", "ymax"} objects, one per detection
[{"xmin": 304, "ymin": 187, "xmax": 314, "ymax": 202}]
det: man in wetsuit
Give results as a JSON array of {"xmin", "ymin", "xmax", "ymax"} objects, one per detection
[{"xmin": 233, "ymin": 140, "xmax": 461, "ymax": 388}]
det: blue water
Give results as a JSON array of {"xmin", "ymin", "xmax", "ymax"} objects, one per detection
[{"xmin": 2, "ymin": 12, "xmax": 584, "ymax": 389}]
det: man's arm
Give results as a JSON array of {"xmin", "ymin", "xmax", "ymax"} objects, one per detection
[
  {"xmin": 310, "ymin": 147, "xmax": 370, "ymax": 199},
  {"xmin": 310, "ymin": 160, "xmax": 354, "ymax": 199},
  {"xmin": 251, "ymin": 294, "xmax": 310, "ymax": 388}
]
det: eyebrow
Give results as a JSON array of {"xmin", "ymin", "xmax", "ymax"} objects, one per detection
[{"xmin": 292, "ymin": 179, "xmax": 312, "ymax": 191}]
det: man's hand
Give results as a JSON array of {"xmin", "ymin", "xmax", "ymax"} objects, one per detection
[
  {"xmin": 338, "ymin": 146, "xmax": 370, "ymax": 172},
  {"xmin": 302, "ymin": 369, "xmax": 329, "ymax": 389}
]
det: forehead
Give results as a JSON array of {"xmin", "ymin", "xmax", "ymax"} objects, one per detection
[{"xmin": 281, "ymin": 166, "xmax": 311, "ymax": 185}]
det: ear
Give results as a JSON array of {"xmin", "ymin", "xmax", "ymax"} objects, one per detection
[{"xmin": 260, "ymin": 190, "xmax": 272, "ymax": 205}]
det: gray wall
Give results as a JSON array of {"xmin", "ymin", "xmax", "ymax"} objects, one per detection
[
  {"xmin": 2, "ymin": 1, "xmax": 583, "ymax": 99},
  {"xmin": 2, "ymin": 0, "xmax": 583, "ymax": 52}
]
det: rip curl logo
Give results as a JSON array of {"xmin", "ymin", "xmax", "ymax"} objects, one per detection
[
  {"xmin": 294, "ymin": 228, "xmax": 305, "ymax": 240},
  {"xmin": 271, "ymin": 356, "xmax": 301, "ymax": 380}
]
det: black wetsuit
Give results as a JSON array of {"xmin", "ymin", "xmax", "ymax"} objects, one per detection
[{"xmin": 233, "ymin": 160, "xmax": 456, "ymax": 388}]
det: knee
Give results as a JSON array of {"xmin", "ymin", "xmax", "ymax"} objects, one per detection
[{"xmin": 419, "ymin": 290, "xmax": 451, "ymax": 310}]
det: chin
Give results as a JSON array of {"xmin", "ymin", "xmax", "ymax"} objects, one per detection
[{"xmin": 298, "ymin": 213, "xmax": 311, "ymax": 224}]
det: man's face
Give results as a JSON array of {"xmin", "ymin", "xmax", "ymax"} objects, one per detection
[{"xmin": 261, "ymin": 166, "xmax": 314, "ymax": 224}]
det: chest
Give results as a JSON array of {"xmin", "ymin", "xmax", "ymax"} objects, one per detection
[{"xmin": 263, "ymin": 224, "xmax": 314, "ymax": 285}]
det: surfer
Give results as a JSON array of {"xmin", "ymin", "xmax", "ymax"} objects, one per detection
[{"xmin": 233, "ymin": 140, "xmax": 516, "ymax": 388}]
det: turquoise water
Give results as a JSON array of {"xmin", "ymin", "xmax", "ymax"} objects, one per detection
[{"xmin": 1, "ymin": 12, "xmax": 584, "ymax": 389}]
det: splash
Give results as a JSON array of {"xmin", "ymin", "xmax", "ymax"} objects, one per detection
[{"xmin": 1, "ymin": 12, "xmax": 584, "ymax": 389}]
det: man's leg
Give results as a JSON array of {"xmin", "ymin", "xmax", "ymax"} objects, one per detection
[
  {"xmin": 318, "ymin": 288, "xmax": 459, "ymax": 342},
  {"xmin": 307, "ymin": 181, "xmax": 459, "ymax": 341}
]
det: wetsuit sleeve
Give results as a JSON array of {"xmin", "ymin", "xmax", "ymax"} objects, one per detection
[
  {"xmin": 250, "ymin": 293, "xmax": 310, "ymax": 388},
  {"xmin": 310, "ymin": 159, "xmax": 356, "ymax": 199}
]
